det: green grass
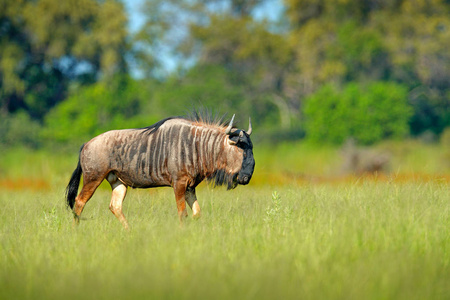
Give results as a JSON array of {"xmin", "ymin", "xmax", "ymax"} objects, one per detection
[
  {"xmin": 0, "ymin": 143, "xmax": 448, "ymax": 299},
  {"xmin": 1, "ymin": 182, "xmax": 449, "ymax": 300}
]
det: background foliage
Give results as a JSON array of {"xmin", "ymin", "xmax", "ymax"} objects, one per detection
[
  {"xmin": 0, "ymin": 0, "xmax": 449, "ymax": 148},
  {"xmin": 303, "ymin": 81, "xmax": 411, "ymax": 144},
  {"xmin": 0, "ymin": 0, "xmax": 128, "ymax": 120}
]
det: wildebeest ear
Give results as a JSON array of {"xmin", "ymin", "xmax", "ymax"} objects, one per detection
[{"xmin": 228, "ymin": 138, "xmax": 237, "ymax": 145}]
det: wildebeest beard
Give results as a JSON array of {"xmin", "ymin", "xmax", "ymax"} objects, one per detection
[{"xmin": 207, "ymin": 169, "xmax": 239, "ymax": 190}]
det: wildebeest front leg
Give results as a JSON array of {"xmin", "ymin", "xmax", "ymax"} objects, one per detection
[
  {"xmin": 186, "ymin": 187, "xmax": 201, "ymax": 219},
  {"xmin": 173, "ymin": 180, "xmax": 188, "ymax": 222},
  {"xmin": 107, "ymin": 173, "xmax": 129, "ymax": 229}
]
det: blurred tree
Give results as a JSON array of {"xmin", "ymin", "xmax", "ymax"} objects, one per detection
[
  {"xmin": 137, "ymin": 0, "xmax": 295, "ymax": 129},
  {"xmin": 151, "ymin": 65, "xmax": 247, "ymax": 116},
  {"xmin": 137, "ymin": 0, "xmax": 450, "ymax": 137},
  {"xmin": 191, "ymin": 15, "xmax": 294, "ymax": 128},
  {"xmin": 372, "ymin": 0, "xmax": 450, "ymax": 135},
  {"xmin": 285, "ymin": 0, "xmax": 397, "ymax": 95},
  {"xmin": 285, "ymin": 0, "xmax": 449, "ymax": 136},
  {"xmin": 3, "ymin": 0, "xmax": 448, "ymax": 148},
  {"xmin": 0, "ymin": 0, "xmax": 129, "ymax": 120}
]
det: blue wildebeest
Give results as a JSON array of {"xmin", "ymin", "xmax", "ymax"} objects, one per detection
[{"xmin": 66, "ymin": 113, "xmax": 255, "ymax": 229}]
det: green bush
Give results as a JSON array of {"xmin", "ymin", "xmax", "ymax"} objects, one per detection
[
  {"xmin": 42, "ymin": 77, "xmax": 156, "ymax": 144},
  {"xmin": 0, "ymin": 112, "xmax": 42, "ymax": 149},
  {"xmin": 303, "ymin": 81, "xmax": 412, "ymax": 145}
]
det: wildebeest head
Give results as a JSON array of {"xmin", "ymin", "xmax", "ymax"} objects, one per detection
[{"xmin": 225, "ymin": 115, "xmax": 255, "ymax": 186}]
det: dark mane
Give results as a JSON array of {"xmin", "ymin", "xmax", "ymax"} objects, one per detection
[
  {"xmin": 207, "ymin": 169, "xmax": 238, "ymax": 190},
  {"xmin": 140, "ymin": 117, "xmax": 178, "ymax": 135},
  {"xmin": 183, "ymin": 108, "xmax": 230, "ymax": 128},
  {"xmin": 140, "ymin": 109, "xmax": 236, "ymax": 136}
]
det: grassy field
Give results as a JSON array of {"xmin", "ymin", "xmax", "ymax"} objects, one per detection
[
  {"xmin": 0, "ymin": 143, "xmax": 449, "ymax": 299},
  {"xmin": 1, "ymin": 182, "xmax": 449, "ymax": 300}
]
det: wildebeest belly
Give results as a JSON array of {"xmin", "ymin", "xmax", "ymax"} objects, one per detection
[
  {"xmin": 111, "ymin": 167, "xmax": 172, "ymax": 188},
  {"xmin": 108, "ymin": 151, "xmax": 172, "ymax": 188},
  {"xmin": 113, "ymin": 170, "xmax": 171, "ymax": 188}
]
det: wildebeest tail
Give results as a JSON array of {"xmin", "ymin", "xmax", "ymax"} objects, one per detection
[{"xmin": 65, "ymin": 144, "xmax": 84, "ymax": 209}]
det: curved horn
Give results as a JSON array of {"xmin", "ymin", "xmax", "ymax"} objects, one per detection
[
  {"xmin": 246, "ymin": 117, "xmax": 252, "ymax": 136},
  {"xmin": 225, "ymin": 114, "xmax": 235, "ymax": 135}
]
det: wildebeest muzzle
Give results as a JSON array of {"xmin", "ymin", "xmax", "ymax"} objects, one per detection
[
  {"xmin": 237, "ymin": 148, "xmax": 255, "ymax": 185},
  {"xmin": 238, "ymin": 174, "xmax": 252, "ymax": 185}
]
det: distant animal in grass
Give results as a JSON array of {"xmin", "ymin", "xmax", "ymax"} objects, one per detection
[
  {"xmin": 66, "ymin": 112, "xmax": 255, "ymax": 229},
  {"xmin": 341, "ymin": 138, "xmax": 390, "ymax": 175}
]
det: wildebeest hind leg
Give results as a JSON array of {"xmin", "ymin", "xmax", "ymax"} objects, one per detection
[
  {"xmin": 107, "ymin": 173, "xmax": 129, "ymax": 229},
  {"xmin": 73, "ymin": 177, "xmax": 104, "ymax": 226},
  {"xmin": 186, "ymin": 187, "xmax": 201, "ymax": 219}
]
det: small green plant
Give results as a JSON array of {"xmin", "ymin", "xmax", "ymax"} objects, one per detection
[
  {"xmin": 42, "ymin": 207, "xmax": 61, "ymax": 230},
  {"xmin": 264, "ymin": 191, "xmax": 293, "ymax": 229},
  {"xmin": 264, "ymin": 191, "xmax": 282, "ymax": 225}
]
